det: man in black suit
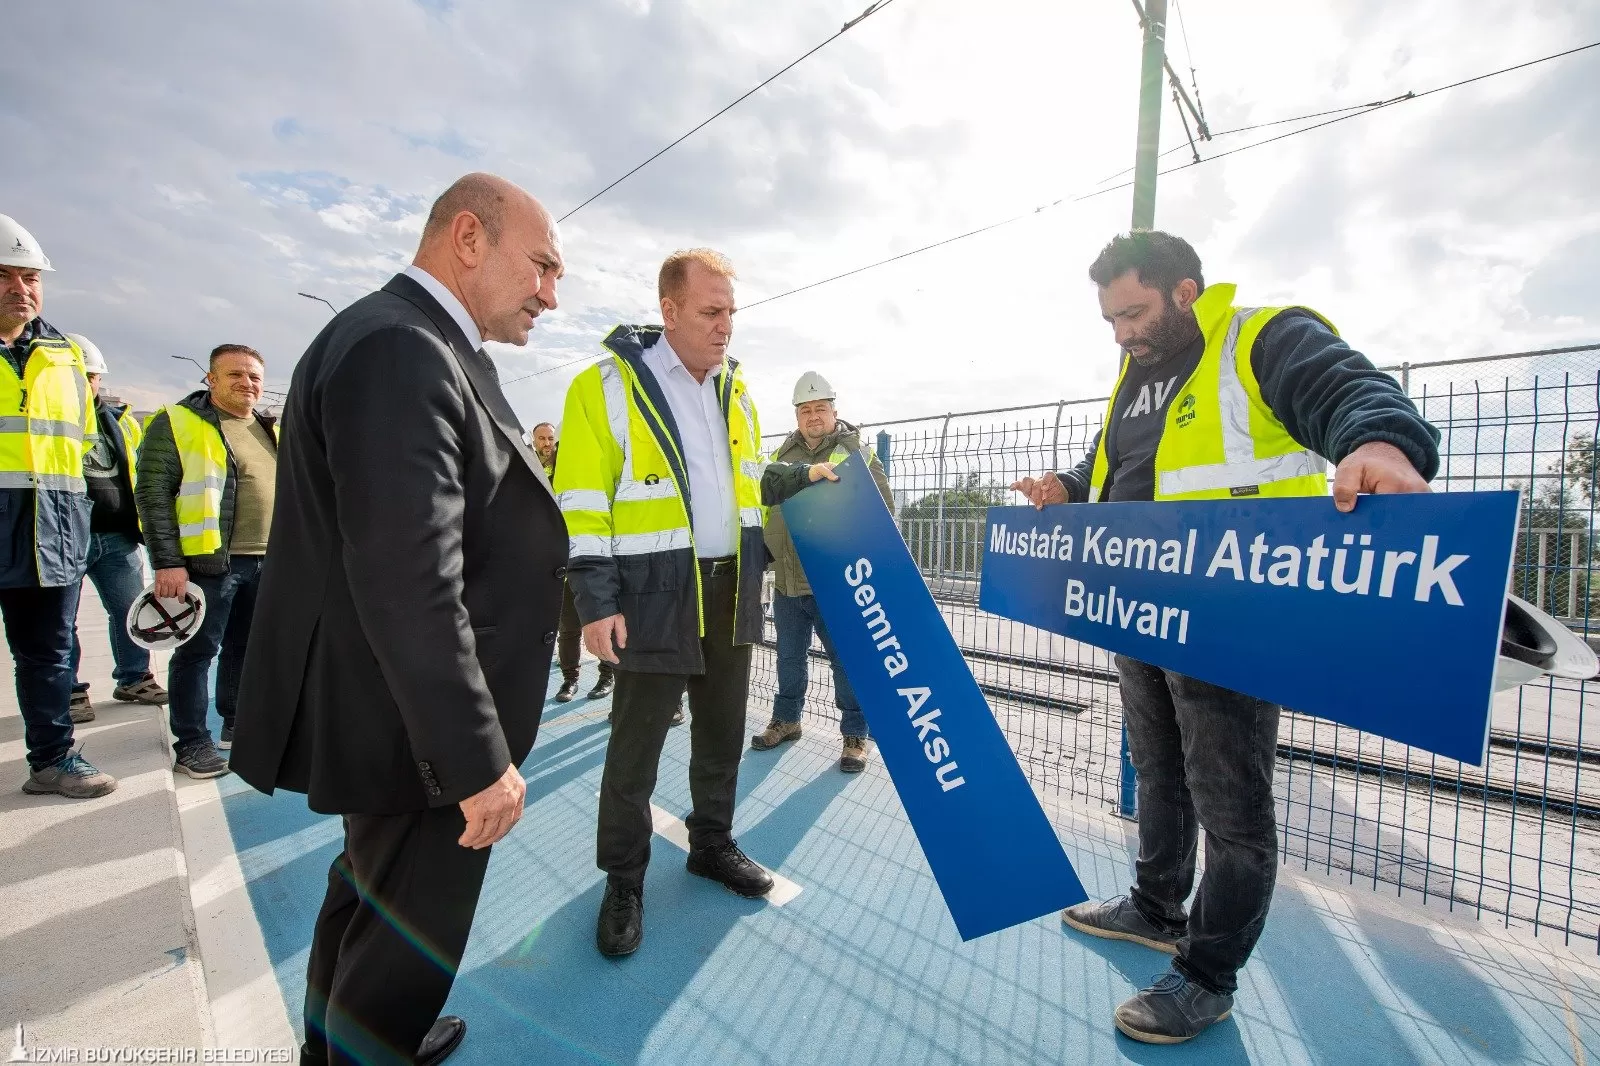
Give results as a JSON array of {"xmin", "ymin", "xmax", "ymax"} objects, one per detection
[{"xmin": 231, "ymin": 172, "xmax": 567, "ymax": 1066}]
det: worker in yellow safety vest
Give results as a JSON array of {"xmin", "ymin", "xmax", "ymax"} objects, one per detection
[
  {"xmin": 66, "ymin": 333, "xmax": 168, "ymax": 723},
  {"xmin": 1012, "ymin": 231, "xmax": 1440, "ymax": 1045},
  {"xmin": 137, "ymin": 344, "xmax": 278, "ymax": 780},
  {"xmin": 0, "ymin": 213, "xmax": 116, "ymax": 800}
]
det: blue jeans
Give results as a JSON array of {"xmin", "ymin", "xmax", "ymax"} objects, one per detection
[
  {"xmin": 771, "ymin": 592, "xmax": 869, "ymax": 738},
  {"xmin": 1, "ymin": 583, "xmax": 82, "ymax": 770},
  {"xmin": 71, "ymin": 532, "xmax": 151, "ymax": 687},
  {"xmin": 168, "ymin": 555, "xmax": 262, "ymax": 750}
]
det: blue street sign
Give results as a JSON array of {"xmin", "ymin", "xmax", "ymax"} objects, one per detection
[
  {"xmin": 979, "ymin": 493, "xmax": 1522, "ymax": 766},
  {"xmin": 783, "ymin": 453, "xmax": 1089, "ymax": 940}
]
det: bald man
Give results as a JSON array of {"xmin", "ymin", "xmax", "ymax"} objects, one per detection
[{"xmin": 232, "ymin": 173, "xmax": 567, "ymax": 1066}]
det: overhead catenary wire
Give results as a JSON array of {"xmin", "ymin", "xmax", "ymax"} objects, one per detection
[
  {"xmin": 1169, "ymin": 0, "xmax": 1208, "ymax": 131},
  {"xmin": 504, "ymin": 38, "xmax": 1599, "ymax": 387},
  {"xmin": 739, "ymin": 39, "xmax": 1599, "ymax": 312},
  {"xmin": 557, "ymin": 0, "xmax": 902, "ymax": 223}
]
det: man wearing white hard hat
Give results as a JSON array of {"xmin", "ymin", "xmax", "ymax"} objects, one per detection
[
  {"xmin": 0, "ymin": 214, "xmax": 116, "ymax": 799},
  {"xmin": 65, "ymin": 333, "xmax": 167, "ymax": 722},
  {"xmin": 753, "ymin": 371, "xmax": 893, "ymax": 772}
]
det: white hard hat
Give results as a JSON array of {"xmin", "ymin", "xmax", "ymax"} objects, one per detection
[
  {"xmin": 127, "ymin": 582, "xmax": 208, "ymax": 651},
  {"xmin": 66, "ymin": 333, "xmax": 106, "ymax": 375},
  {"xmin": 0, "ymin": 214, "xmax": 52, "ymax": 271},
  {"xmin": 1494, "ymin": 594, "xmax": 1598, "ymax": 691},
  {"xmin": 793, "ymin": 371, "xmax": 835, "ymax": 406}
]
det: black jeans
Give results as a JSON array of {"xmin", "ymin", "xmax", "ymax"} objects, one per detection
[
  {"xmin": 597, "ymin": 562, "xmax": 750, "ymax": 885},
  {"xmin": 1, "ymin": 583, "xmax": 82, "ymax": 771},
  {"xmin": 557, "ymin": 579, "xmax": 611, "ymax": 685},
  {"xmin": 1115, "ymin": 654, "xmax": 1280, "ymax": 995},
  {"xmin": 168, "ymin": 554, "xmax": 261, "ymax": 750}
]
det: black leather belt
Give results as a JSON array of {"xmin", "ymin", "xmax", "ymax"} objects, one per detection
[{"xmin": 698, "ymin": 556, "xmax": 737, "ymax": 576}]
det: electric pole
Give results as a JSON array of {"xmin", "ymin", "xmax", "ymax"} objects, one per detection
[{"xmin": 1130, "ymin": 0, "xmax": 1169, "ymax": 231}]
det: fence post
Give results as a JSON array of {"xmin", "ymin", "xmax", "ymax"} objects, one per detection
[
  {"xmin": 1116, "ymin": 722, "xmax": 1138, "ymax": 819},
  {"xmin": 1400, "ymin": 361, "xmax": 1412, "ymax": 395},
  {"xmin": 1050, "ymin": 399, "xmax": 1067, "ymax": 474},
  {"xmin": 876, "ymin": 429, "xmax": 891, "ymax": 477},
  {"xmin": 934, "ymin": 414, "xmax": 952, "ymax": 577}
]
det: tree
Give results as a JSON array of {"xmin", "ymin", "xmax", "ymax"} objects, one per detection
[
  {"xmin": 1510, "ymin": 432, "xmax": 1600, "ymax": 622},
  {"xmin": 898, "ymin": 471, "xmax": 1009, "ymax": 575}
]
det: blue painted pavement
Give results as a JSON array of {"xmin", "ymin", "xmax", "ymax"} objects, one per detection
[{"xmin": 207, "ymin": 666, "xmax": 1600, "ymax": 1064}]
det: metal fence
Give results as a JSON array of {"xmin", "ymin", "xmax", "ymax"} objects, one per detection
[{"xmin": 749, "ymin": 342, "xmax": 1600, "ymax": 953}]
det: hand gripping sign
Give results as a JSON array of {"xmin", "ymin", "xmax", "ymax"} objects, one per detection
[
  {"xmin": 782, "ymin": 453, "xmax": 1087, "ymax": 941},
  {"xmin": 979, "ymin": 492, "xmax": 1528, "ymax": 766}
]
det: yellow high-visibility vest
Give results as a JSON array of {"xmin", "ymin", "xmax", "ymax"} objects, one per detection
[
  {"xmin": 1089, "ymin": 283, "xmax": 1331, "ymax": 501},
  {"xmin": 164, "ymin": 405, "xmax": 278, "ymax": 556},
  {"xmin": 0, "ymin": 330, "xmax": 96, "ymax": 584},
  {"xmin": 556, "ymin": 330, "xmax": 765, "ymax": 637}
]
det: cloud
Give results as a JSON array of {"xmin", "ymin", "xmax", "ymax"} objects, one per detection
[{"xmin": 2, "ymin": 0, "xmax": 1596, "ymax": 436}]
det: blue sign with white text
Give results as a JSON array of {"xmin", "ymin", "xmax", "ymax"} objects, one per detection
[
  {"xmin": 979, "ymin": 493, "xmax": 1521, "ymax": 766},
  {"xmin": 783, "ymin": 453, "xmax": 1088, "ymax": 940}
]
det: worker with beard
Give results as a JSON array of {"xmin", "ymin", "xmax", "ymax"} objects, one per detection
[{"xmin": 1012, "ymin": 231, "xmax": 1440, "ymax": 1045}]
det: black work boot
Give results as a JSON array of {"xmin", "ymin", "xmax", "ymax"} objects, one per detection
[
  {"xmin": 586, "ymin": 670, "xmax": 614, "ymax": 700},
  {"xmin": 596, "ymin": 880, "xmax": 643, "ymax": 957},
  {"xmin": 686, "ymin": 841, "xmax": 773, "ymax": 898},
  {"xmin": 555, "ymin": 676, "xmax": 580, "ymax": 702}
]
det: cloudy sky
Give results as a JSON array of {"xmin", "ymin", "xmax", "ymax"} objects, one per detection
[{"xmin": 6, "ymin": 0, "xmax": 1598, "ymax": 434}]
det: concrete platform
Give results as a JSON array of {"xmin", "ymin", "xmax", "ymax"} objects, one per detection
[{"xmin": 0, "ymin": 587, "xmax": 206, "ymax": 1053}]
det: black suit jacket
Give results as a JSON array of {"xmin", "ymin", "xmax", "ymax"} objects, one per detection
[{"xmin": 231, "ymin": 273, "xmax": 567, "ymax": 815}]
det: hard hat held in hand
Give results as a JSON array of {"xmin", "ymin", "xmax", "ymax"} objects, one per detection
[
  {"xmin": 0, "ymin": 214, "xmax": 52, "ymax": 271},
  {"xmin": 127, "ymin": 582, "xmax": 208, "ymax": 651},
  {"xmin": 65, "ymin": 333, "xmax": 107, "ymax": 375},
  {"xmin": 1494, "ymin": 594, "xmax": 1599, "ymax": 691},
  {"xmin": 792, "ymin": 371, "xmax": 835, "ymax": 406}
]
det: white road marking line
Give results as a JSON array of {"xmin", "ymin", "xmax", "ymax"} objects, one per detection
[
  {"xmin": 651, "ymin": 802, "xmax": 805, "ymax": 907},
  {"xmin": 593, "ymin": 791, "xmax": 803, "ymax": 906}
]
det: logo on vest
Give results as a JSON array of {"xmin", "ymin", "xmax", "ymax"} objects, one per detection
[
  {"xmin": 644, "ymin": 473, "xmax": 660, "ymax": 485},
  {"xmin": 1175, "ymin": 393, "xmax": 1197, "ymax": 428}
]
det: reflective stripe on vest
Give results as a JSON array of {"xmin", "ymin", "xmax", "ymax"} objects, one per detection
[
  {"xmin": 165, "ymin": 405, "xmax": 229, "ymax": 556},
  {"xmin": 1089, "ymin": 285, "xmax": 1330, "ymax": 502},
  {"xmin": 0, "ymin": 335, "xmax": 92, "ymax": 496}
]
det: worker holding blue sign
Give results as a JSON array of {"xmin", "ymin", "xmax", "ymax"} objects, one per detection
[
  {"xmin": 1011, "ymin": 232, "xmax": 1441, "ymax": 1045},
  {"xmin": 752, "ymin": 371, "xmax": 894, "ymax": 773}
]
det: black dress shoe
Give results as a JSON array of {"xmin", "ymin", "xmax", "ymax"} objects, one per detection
[
  {"xmin": 554, "ymin": 678, "xmax": 580, "ymax": 702},
  {"xmin": 596, "ymin": 881, "xmax": 643, "ymax": 956},
  {"xmin": 415, "ymin": 1015, "xmax": 467, "ymax": 1065},
  {"xmin": 686, "ymin": 841, "xmax": 773, "ymax": 898},
  {"xmin": 586, "ymin": 674, "xmax": 615, "ymax": 700}
]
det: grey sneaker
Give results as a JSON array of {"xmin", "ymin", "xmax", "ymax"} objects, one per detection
[
  {"xmin": 1114, "ymin": 969, "xmax": 1233, "ymax": 1044},
  {"xmin": 70, "ymin": 688, "xmax": 94, "ymax": 723},
  {"xmin": 750, "ymin": 718, "xmax": 801, "ymax": 751},
  {"xmin": 175, "ymin": 740, "xmax": 230, "ymax": 779},
  {"xmin": 23, "ymin": 748, "xmax": 118, "ymax": 799},
  {"xmin": 1062, "ymin": 895, "xmax": 1182, "ymax": 954},
  {"xmin": 218, "ymin": 723, "xmax": 235, "ymax": 751}
]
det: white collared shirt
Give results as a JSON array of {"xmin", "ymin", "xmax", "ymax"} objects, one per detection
[
  {"xmin": 643, "ymin": 335, "xmax": 737, "ymax": 557},
  {"xmin": 404, "ymin": 264, "xmax": 483, "ymax": 349}
]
